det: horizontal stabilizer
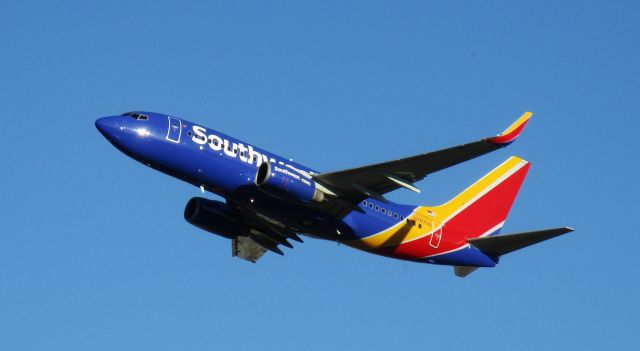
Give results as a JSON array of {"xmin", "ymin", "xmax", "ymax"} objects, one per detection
[{"xmin": 468, "ymin": 227, "xmax": 573, "ymax": 257}]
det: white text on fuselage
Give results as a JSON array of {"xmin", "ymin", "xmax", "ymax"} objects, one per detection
[
  {"xmin": 191, "ymin": 125, "xmax": 309, "ymax": 174},
  {"xmin": 273, "ymin": 166, "xmax": 312, "ymax": 186}
]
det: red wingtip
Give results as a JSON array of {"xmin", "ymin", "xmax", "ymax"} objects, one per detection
[{"xmin": 488, "ymin": 112, "xmax": 532, "ymax": 145}]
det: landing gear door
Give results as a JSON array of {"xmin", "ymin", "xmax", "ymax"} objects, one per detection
[{"xmin": 166, "ymin": 116, "xmax": 182, "ymax": 143}]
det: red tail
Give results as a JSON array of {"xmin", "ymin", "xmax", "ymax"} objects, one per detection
[{"xmin": 433, "ymin": 156, "xmax": 530, "ymax": 239}]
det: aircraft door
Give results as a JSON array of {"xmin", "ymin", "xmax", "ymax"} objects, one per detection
[
  {"xmin": 429, "ymin": 220, "xmax": 443, "ymax": 249},
  {"xmin": 417, "ymin": 213, "xmax": 443, "ymax": 249},
  {"xmin": 166, "ymin": 116, "xmax": 182, "ymax": 143}
]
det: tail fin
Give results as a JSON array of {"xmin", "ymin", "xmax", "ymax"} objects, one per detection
[{"xmin": 433, "ymin": 156, "xmax": 530, "ymax": 240}]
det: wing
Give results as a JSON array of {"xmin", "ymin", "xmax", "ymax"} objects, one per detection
[{"xmin": 313, "ymin": 112, "xmax": 532, "ymax": 204}]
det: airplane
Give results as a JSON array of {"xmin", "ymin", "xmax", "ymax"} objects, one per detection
[{"xmin": 95, "ymin": 111, "xmax": 572, "ymax": 277}]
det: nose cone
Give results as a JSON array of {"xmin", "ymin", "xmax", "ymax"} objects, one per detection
[{"xmin": 95, "ymin": 116, "xmax": 118, "ymax": 140}]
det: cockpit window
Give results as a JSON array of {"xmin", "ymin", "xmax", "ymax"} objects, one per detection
[{"xmin": 121, "ymin": 112, "xmax": 148, "ymax": 120}]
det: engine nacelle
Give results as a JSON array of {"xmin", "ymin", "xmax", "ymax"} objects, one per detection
[
  {"xmin": 254, "ymin": 161, "xmax": 325, "ymax": 203},
  {"xmin": 184, "ymin": 197, "xmax": 246, "ymax": 239}
]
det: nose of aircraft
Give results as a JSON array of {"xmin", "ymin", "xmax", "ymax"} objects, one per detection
[{"xmin": 95, "ymin": 116, "xmax": 118, "ymax": 140}]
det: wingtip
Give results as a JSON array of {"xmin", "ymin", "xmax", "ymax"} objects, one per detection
[{"xmin": 488, "ymin": 112, "xmax": 532, "ymax": 145}]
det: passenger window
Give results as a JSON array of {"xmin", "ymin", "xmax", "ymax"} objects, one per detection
[
  {"xmin": 369, "ymin": 203, "xmax": 373, "ymax": 209},
  {"xmin": 394, "ymin": 214, "xmax": 399, "ymax": 219},
  {"xmin": 375, "ymin": 206, "xmax": 380, "ymax": 211},
  {"xmin": 362, "ymin": 201, "xmax": 367, "ymax": 206},
  {"xmin": 381, "ymin": 209, "xmax": 386, "ymax": 214}
]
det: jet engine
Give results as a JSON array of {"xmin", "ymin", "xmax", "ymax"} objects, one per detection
[
  {"xmin": 184, "ymin": 197, "xmax": 246, "ymax": 239},
  {"xmin": 254, "ymin": 161, "xmax": 326, "ymax": 203}
]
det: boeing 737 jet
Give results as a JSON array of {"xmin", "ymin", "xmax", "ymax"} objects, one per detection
[{"xmin": 96, "ymin": 111, "xmax": 571, "ymax": 277}]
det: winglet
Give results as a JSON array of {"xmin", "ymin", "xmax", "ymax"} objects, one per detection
[{"xmin": 487, "ymin": 112, "xmax": 532, "ymax": 145}]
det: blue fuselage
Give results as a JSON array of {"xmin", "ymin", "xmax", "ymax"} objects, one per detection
[{"xmin": 96, "ymin": 111, "xmax": 415, "ymax": 245}]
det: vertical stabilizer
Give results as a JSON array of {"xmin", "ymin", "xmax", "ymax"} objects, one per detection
[{"xmin": 433, "ymin": 156, "xmax": 530, "ymax": 240}]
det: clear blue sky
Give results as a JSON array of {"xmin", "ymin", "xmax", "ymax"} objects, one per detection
[{"xmin": 1, "ymin": 1, "xmax": 638, "ymax": 350}]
